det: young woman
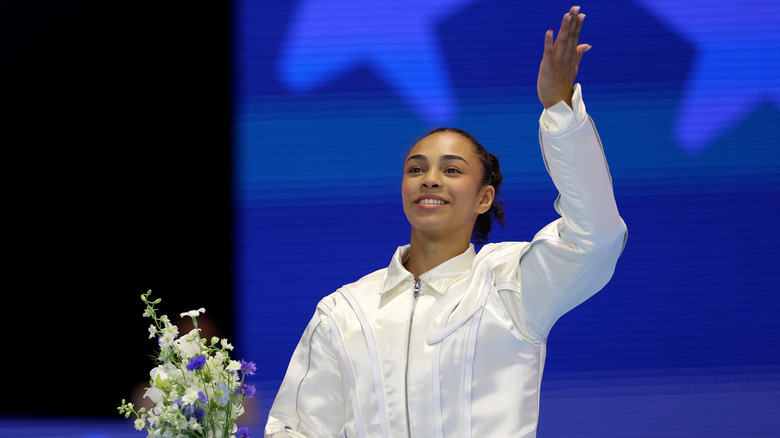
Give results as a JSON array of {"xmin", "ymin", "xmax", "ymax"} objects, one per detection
[{"xmin": 266, "ymin": 6, "xmax": 627, "ymax": 438}]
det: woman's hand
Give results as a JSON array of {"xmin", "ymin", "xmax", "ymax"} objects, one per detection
[{"xmin": 537, "ymin": 6, "xmax": 590, "ymax": 109}]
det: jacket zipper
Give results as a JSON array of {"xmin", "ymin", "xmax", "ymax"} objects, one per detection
[{"xmin": 405, "ymin": 280, "xmax": 421, "ymax": 437}]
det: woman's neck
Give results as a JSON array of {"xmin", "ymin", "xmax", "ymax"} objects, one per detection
[{"xmin": 404, "ymin": 231, "xmax": 471, "ymax": 280}]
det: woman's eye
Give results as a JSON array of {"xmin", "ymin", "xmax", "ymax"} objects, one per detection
[
  {"xmin": 444, "ymin": 168, "xmax": 461, "ymax": 174},
  {"xmin": 408, "ymin": 166, "xmax": 424, "ymax": 173}
]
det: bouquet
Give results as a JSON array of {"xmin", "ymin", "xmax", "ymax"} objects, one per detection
[{"xmin": 119, "ymin": 290, "xmax": 255, "ymax": 438}]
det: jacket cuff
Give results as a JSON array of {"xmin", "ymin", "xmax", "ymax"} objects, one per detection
[{"xmin": 539, "ymin": 84, "xmax": 586, "ymax": 133}]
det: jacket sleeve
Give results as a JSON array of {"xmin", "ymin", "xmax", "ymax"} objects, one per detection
[
  {"xmin": 265, "ymin": 310, "xmax": 346, "ymax": 437},
  {"xmin": 500, "ymin": 84, "xmax": 627, "ymax": 343}
]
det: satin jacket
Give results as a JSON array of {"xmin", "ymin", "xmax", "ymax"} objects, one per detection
[{"xmin": 266, "ymin": 85, "xmax": 628, "ymax": 438}]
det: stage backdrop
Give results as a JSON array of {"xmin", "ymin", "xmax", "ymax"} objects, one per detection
[{"xmin": 233, "ymin": 0, "xmax": 780, "ymax": 436}]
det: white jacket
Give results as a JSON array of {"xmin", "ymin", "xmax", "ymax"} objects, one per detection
[{"xmin": 266, "ymin": 85, "xmax": 628, "ymax": 438}]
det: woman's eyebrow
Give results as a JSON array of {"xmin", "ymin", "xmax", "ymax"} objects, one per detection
[
  {"xmin": 406, "ymin": 154, "xmax": 427, "ymax": 163},
  {"xmin": 440, "ymin": 154, "xmax": 469, "ymax": 165},
  {"xmin": 405, "ymin": 154, "xmax": 469, "ymax": 164}
]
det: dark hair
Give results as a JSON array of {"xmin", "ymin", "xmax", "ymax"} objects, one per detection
[{"xmin": 424, "ymin": 127, "xmax": 505, "ymax": 245}]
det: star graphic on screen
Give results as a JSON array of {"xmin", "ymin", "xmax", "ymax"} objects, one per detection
[
  {"xmin": 639, "ymin": 0, "xmax": 780, "ymax": 154},
  {"xmin": 277, "ymin": 0, "xmax": 476, "ymax": 123}
]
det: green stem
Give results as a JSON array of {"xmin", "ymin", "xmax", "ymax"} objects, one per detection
[{"xmin": 196, "ymin": 365, "xmax": 218, "ymax": 438}]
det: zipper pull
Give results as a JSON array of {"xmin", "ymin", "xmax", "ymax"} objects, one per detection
[{"xmin": 413, "ymin": 280, "xmax": 421, "ymax": 297}]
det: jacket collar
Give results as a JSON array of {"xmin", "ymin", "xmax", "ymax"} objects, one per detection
[{"xmin": 379, "ymin": 244, "xmax": 476, "ymax": 295}]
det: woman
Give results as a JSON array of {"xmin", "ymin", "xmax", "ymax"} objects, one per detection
[{"xmin": 266, "ymin": 6, "xmax": 627, "ymax": 438}]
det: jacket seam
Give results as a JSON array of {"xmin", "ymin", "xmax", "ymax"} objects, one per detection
[
  {"xmin": 462, "ymin": 251, "xmax": 515, "ymax": 437},
  {"xmin": 319, "ymin": 301, "xmax": 368, "ymax": 438},
  {"xmin": 286, "ymin": 311, "xmax": 326, "ymax": 432},
  {"xmin": 338, "ymin": 287, "xmax": 390, "ymax": 438}
]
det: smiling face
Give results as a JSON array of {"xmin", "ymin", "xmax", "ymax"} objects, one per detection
[{"xmin": 402, "ymin": 131, "xmax": 495, "ymax": 243}]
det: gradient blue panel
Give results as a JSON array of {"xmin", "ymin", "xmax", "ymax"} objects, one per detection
[
  {"xmin": 638, "ymin": 0, "xmax": 780, "ymax": 154},
  {"xmin": 233, "ymin": 0, "xmax": 780, "ymax": 434}
]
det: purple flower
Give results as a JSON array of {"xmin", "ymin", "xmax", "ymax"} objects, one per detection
[
  {"xmin": 237, "ymin": 427, "xmax": 251, "ymax": 438},
  {"xmin": 186, "ymin": 355, "xmax": 206, "ymax": 371},
  {"xmin": 178, "ymin": 392, "xmax": 207, "ymax": 420},
  {"xmin": 181, "ymin": 403, "xmax": 205, "ymax": 420},
  {"xmin": 242, "ymin": 384, "xmax": 256, "ymax": 399},
  {"xmin": 240, "ymin": 360, "xmax": 257, "ymax": 376}
]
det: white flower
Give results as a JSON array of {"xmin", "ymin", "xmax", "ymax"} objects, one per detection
[
  {"xmin": 150, "ymin": 365, "xmax": 169, "ymax": 383},
  {"xmin": 226, "ymin": 360, "xmax": 241, "ymax": 372},
  {"xmin": 180, "ymin": 308, "xmax": 206, "ymax": 318},
  {"xmin": 134, "ymin": 418, "xmax": 146, "ymax": 431},
  {"xmin": 213, "ymin": 350, "xmax": 228, "ymax": 365},
  {"xmin": 148, "ymin": 324, "xmax": 157, "ymax": 339},
  {"xmin": 168, "ymin": 388, "xmax": 181, "ymax": 402},
  {"xmin": 182, "ymin": 387, "xmax": 200, "ymax": 404},
  {"xmin": 175, "ymin": 332, "xmax": 201, "ymax": 359},
  {"xmin": 221, "ymin": 338, "xmax": 234, "ymax": 350},
  {"xmin": 167, "ymin": 365, "xmax": 184, "ymax": 380},
  {"xmin": 158, "ymin": 331, "xmax": 177, "ymax": 351},
  {"xmin": 190, "ymin": 418, "xmax": 203, "ymax": 431},
  {"xmin": 203, "ymin": 357, "xmax": 223, "ymax": 378},
  {"xmin": 144, "ymin": 386, "xmax": 165, "ymax": 405}
]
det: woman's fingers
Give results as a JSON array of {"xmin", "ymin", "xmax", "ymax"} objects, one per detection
[
  {"xmin": 568, "ymin": 8, "xmax": 582, "ymax": 51},
  {"xmin": 556, "ymin": 7, "xmax": 584, "ymax": 55},
  {"xmin": 537, "ymin": 6, "xmax": 588, "ymax": 108},
  {"xmin": 554, "ymin": 11, "xmax": 572, "ymax": 63},
  {"xmin": 555, "ymin": 7, "xmax": 586, "ymax": 67},
  {"xmin": 544, "ymin": 28, "xmax": 554, "ymax": 59}
]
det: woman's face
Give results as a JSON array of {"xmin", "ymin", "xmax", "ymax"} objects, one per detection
[{"xmin": 402, "ymin": 132, "xmax": 494, "ymax": 242}]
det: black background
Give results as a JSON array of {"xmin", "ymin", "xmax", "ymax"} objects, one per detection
[{"xmin": 4, "ymin": 1, "xmax": 231, "ymax": 416}]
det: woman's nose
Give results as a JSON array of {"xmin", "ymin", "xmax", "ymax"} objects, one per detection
[{"xmin": 422, "ymin": 171, "xmax": 441, "ymax": 188}]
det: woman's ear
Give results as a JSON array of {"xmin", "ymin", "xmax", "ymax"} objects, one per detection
[{"xmin": 476, "ymin": 185, "xmax": 495, "ymax": 215}]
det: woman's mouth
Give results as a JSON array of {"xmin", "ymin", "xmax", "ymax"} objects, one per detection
[
  {"xmin": 417, "ymin": 198, "xmax": 447, "ymax": 205},
  {"xmin": 414, "ymin": 195, "xmax": 449, "ymax": 208}
]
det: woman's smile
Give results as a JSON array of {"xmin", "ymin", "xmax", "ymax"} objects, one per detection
[{"xmin": 414, "ymin": 195, "xmax": 449, "ymax": 208}]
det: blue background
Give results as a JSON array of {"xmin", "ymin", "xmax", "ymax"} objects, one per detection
[{"xmin": 3, "ymin": 0, "xmax": 778, "ymax": 436}]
